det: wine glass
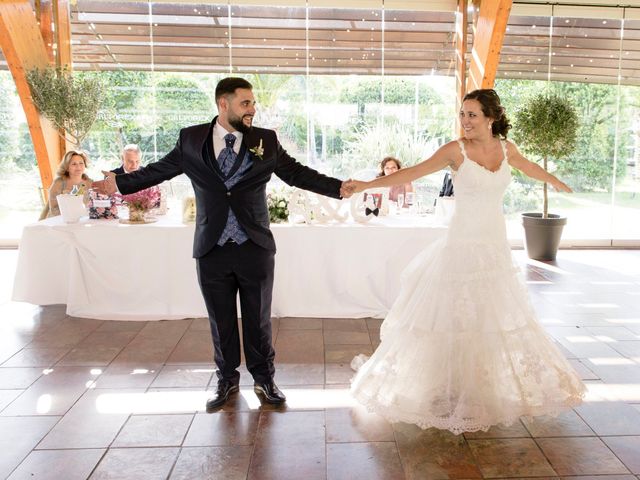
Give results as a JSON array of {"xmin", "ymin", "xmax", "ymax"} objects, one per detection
[
  {"xmin": 405, "ymin": 192, "xmax": 415, "ymax": 212},
  {"xmin": 396, "ymin": 193, "xmax": 404, "ymax": 213}
]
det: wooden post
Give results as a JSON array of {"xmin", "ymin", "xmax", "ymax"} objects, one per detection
[
  {"xmin": 0, "ymin": 0, "xmax": 64, "ymax": 191},
  {"xmin": 466, "ymin": 0, "xmax": 513, "ymax": 92},
  {"xmin": 455, "ymin": 0, "xmax": 468, "ymax": 138}
]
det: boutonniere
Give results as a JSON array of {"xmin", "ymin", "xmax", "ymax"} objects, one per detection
[{"xmin": 249, "ymin": 139, "xmax": 264, "ymax": 160}]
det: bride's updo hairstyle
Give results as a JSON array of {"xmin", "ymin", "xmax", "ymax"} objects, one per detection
[{"xmin": 463, "ymin": 89, "xmax": 512, "ymax": 139}]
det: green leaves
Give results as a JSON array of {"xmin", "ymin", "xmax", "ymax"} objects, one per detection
[
  {"xmin": 26, "ymin": 66, "xmax": 105, "ymax": 148},
  {"xmin": 512, "ymin": 93, "xmax": 579, "ymax": 160}
]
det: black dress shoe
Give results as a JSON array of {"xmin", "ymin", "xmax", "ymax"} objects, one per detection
[
  {"xmin": 206, "ymin": 381, "xmax": 239, "ymax": 412},
  {"xmin": 254, "ymin": 381, "xmax": 286, "ymax": 405}
]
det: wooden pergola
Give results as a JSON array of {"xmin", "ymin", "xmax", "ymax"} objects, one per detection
[{"xmin": 2, "ymin": 0, "xmax": 639, "ymax": 191}]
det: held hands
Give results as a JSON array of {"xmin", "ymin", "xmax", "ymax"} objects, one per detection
[
  {"xmin": 92, "ymin": 171, "xmax": 118, "ymax": 195},
  {"xmin": 340, "ymin": 179, "xmax": 368, "ymax": 198},
  {"xmin": 340, "ymin": 179, "xmax": 356, "ymax": 198}
]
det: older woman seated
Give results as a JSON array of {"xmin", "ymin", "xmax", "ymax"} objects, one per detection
[
  {"xmin": 41, "ymin": 150, "xmax": 93, "ymax": 219},
  {"xmin": 377, "ymin": 156, "xmax": 414, "ymax": 205}
]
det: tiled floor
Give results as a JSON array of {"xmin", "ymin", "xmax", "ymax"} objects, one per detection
[{"xmin": 1, "ymin": 248, "xmax": 640, "ymax": 479}]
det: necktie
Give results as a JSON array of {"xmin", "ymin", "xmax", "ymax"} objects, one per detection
[{"xmin": 218, "ymin": 133, "xmax": 237, "ymax": 176}]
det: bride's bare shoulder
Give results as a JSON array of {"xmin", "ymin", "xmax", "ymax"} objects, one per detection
[{"xmin": 438, "ymin": 140, "xmax": 464, "ymax": 169}]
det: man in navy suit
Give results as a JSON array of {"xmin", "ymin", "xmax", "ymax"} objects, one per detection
[
  {"xmin": 110, "ymin": 144, "xmax": 141, "ymax": 175},
  {"xmin": 94, "ymin": 77, "xmax": 353, "ymax": 410}
]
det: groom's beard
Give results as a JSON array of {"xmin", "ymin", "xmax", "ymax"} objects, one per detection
[{"xmin": 229, "ymin": 114, "xmax": 253, "ymax": 134}]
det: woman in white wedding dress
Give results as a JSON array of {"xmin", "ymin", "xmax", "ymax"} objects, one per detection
[{"xmin": 349, "ymin": 89, "xmax": 586, "ymax": 434}]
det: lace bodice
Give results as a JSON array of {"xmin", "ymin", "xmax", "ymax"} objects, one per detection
[{"xmin": 449, "ymin": 139, "xmax": 511, "ymax": 241}]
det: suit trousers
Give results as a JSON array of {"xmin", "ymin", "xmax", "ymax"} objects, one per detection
[{"xmin": 196, "ymin": 239, "xmax": 276, "ymax": 385}]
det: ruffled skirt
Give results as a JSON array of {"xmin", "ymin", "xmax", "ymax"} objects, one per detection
[{"xmin": 350, "ymin": 236, "xmax": 586, "ymax": 434}]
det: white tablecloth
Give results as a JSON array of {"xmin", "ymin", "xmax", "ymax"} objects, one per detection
[{"xmin": 12, "ymin": 213, "xmax": 447, "ymax": 320}]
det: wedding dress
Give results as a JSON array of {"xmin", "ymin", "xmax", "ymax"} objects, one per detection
[{"xmin": 350, "ymin": 140, "xmax": 586, "ymax": 434}]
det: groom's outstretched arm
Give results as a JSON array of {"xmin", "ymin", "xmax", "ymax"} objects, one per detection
[
  {"xmin": 93, "ymin": 137, "xmax": 184, "ymax": 196},
  {"xmin": 273, "ymin": 136, "xmax": 353, "ymax": 199}
]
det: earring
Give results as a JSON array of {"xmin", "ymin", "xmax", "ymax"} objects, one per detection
[{"xmin": 488, "ymin": 123, "xmax": 492, "ymax": 129}]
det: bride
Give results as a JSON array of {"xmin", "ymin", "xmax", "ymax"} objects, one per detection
[{"xmin": 348, "ymin": 89, "xmax": 586, "ymax": 434}]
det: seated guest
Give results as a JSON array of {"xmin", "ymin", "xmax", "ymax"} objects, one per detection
[
  {"xmin": 377, "ymin": 156, "xmax": 414, "ymax": 204},
  {"xmin": 111, "ymin": 144, "xmax": 141, "ymax": 174},
  {"xmin": 111, "ymin": 144, "xmax": 164, "ymax": 213},
  {"xmin": 42, "ymin": 150, "xmax": 93, "ymax": 219}
]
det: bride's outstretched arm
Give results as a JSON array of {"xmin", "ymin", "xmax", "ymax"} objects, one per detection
[
  {"xmin": 350, "ymin": 143, "xmax": 457, "ymax": 193},
  {"xmin": 506, "ymin": 142, "xmax": 572, "ymax": 193}
]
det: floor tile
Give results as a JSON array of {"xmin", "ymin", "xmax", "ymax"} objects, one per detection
[
  {"xmin": 1, "ymin": 366, "xmax": 98, "ymax": 416},
  {"xmin": 0, "ymin": 389, "xmax": 22, "ymax": 411},
  {"xmin": 112, "ymin": 414, "xmax": 193, "ymax": 447},
  {"xmin": 7, "ymin": 448, "xmax": 104, "ymax": 480},
  {"xmin": 150, "ymin": 365, "xmax": 214, "ymax": 388},
  {"xmin": 537, "ymin": 437, "xmax": 630, "ymax": 475},
  {"xmin": 278, "ymin": 317, "xmax": 323, "ymax": 330},
  {"xmin": 274, "ymin": 330, "xmax": 324, "ymax": 364},
  {"xmin": 325, "ymin": 344, "xmax": 373, "ymax": 363},
  {"xmin": 36, "ymin": 389, "xmax": 132, "ymax": 449},
  {"xmin": 0, "ymin": 367, "xmax": 43, "ymax": 389},
  {"xmin": 0, "ymin": 416, "xmax": 60, "ymax": 479},
  {"xmin": 183, "ymin": 411, "xmax": 260, "ymax": 446},
  {"xmin": 327, "ymin": 442, "xmax": 404, "ymax": 480},
  {"xmin": 326, "ymin": 406, "xmax": 394, "ymax": 443},
  {"xmin": 170, "ymin": 446, "xmax": 252, "ymax": 480},
  {"xmin": 394, "ymin": 423, "xmax": 482, "ymax": 479},
  {"xmin": 522, "ymin": 410, "xmax": 595, "ymax": 437},
  {"xmin": 467, "ymin": 438, "xmax": 556, "ymax": 478},
  {"xmin": 89, "ymin": 447, "xmax": 179, "ymax": 480},
  {"xmin": 601, "ymin": 436, "xmax": 640, "ymax": 474},
  {"xmin": 325, "ymin": 362, "xmax": 355, "ymax": 384},
  {"xmin": 248, "ymin": 410, "xmax": 325, "ymax": 480},
  {"xmin": 575, "ymin": 401, "xmax": 640, "ymax": 435}
]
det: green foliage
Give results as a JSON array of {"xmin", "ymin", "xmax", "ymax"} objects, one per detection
[
  {"xmin": 553, "ymin": 82, "xmax": 626, "ymax": 191},
  {"xmin": 340, "ymin": 77, "xmax": 442, "ymax": 118},
  {"xmin": 512, "ymin": 93, "xmax": 579, "ymax": 217},
  {"xmin": 26, "ymin": 67, "xmax": 106, "ymax": 147},
  {"xmin": 267, "ymin": 191, "xmax": 289, "ymax": 223},
  {"xmin": 337, "ymin": 121, "xmax": 439, "ymax": 177},
  {"xmin": 512, "ymin": 93, "xmax": 579, "ymax": 160}
]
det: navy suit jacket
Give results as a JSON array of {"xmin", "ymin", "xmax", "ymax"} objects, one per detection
[
  {"xmin": 110, "ymin": 166, "xmax": 125, "ymax": 175},
  {"xmin": 116, "ymin": 117, "xmax": 342, "ymax": 257}
]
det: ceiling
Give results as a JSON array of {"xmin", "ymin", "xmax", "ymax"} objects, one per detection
[{"xmin": 1, "ymin": 1, "xmax": 639, "ymax": 85}]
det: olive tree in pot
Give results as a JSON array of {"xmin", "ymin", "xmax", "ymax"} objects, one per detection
[
  {"xmin": 26, "ymin": 66, "xmax": 105, "ymax": 148},
  {"xmin": 512, "ymin": 93, "xmax": 578, "ymax": 261}
]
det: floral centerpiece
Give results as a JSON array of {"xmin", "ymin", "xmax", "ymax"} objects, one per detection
[
  {"xmin": 121, "ymin": 186, "xmax": 161, "ymax": 223},
  {"xmin": 267, "ymin": 190, "xmax": 289, "ymax": 223}
]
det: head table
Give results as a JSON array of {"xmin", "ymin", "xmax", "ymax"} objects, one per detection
[{"xmin": 12, "ymin": 213, "xmax": 447, "ymax": 320}]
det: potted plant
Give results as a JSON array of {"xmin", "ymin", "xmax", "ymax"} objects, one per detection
[
  {"xmin": 512, "ymin": 93, "xmax": 579, "ymax": 261},
  {"xmin": 26, "ymin": 66, "xmax": 105, "ymax": 148}
]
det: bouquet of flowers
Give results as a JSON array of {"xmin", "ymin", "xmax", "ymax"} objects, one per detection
[
  {"xmin": 267, "ymin": 191, "xmax": 289, "ymax": 223},
  {"xmin": 121, "ymin": 186, "xmax": 161, "ymax": 211}
]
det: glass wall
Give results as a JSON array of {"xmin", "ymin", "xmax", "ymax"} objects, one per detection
[
  {"xmin": 0, "ymin": 1, "xmax": 638, "ymax": 245},
  {"xmin": 499, "ymin": 7, "xmax": 640, "ymax": 244}
]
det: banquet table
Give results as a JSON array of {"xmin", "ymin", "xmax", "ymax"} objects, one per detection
[{"xmin": 12, "ymin": 213, "xmax": 447, "ymax": 320}]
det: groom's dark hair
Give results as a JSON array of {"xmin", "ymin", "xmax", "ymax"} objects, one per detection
[{"xmin": 215, "ymin": 77, "xmax": 253, "ymax": 104}]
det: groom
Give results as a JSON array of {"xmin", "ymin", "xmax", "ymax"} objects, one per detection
[{"xmin": 93, "ymin": 77, "xmax": 353, "ymax": 410}]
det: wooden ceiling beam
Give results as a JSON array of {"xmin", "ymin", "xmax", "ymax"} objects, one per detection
[
  {"xmin": 455, "ymin": 0, "xmax": 467, "ymax": 137},
  {"xmin": 466, "ymin": 0, "xmax": 513, "ymax": 91},
  {"xmin": 53, "ymin": 0, "xmax": 71, "ymax": 68},
  {"xmin": 0, "ymin": 0, "xmax": 64, "ymax": 192}
]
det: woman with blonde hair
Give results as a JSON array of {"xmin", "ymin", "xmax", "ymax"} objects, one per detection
[{"xmin": 41, "ymin": 150, "xmax": 93, "ymax": 219}]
